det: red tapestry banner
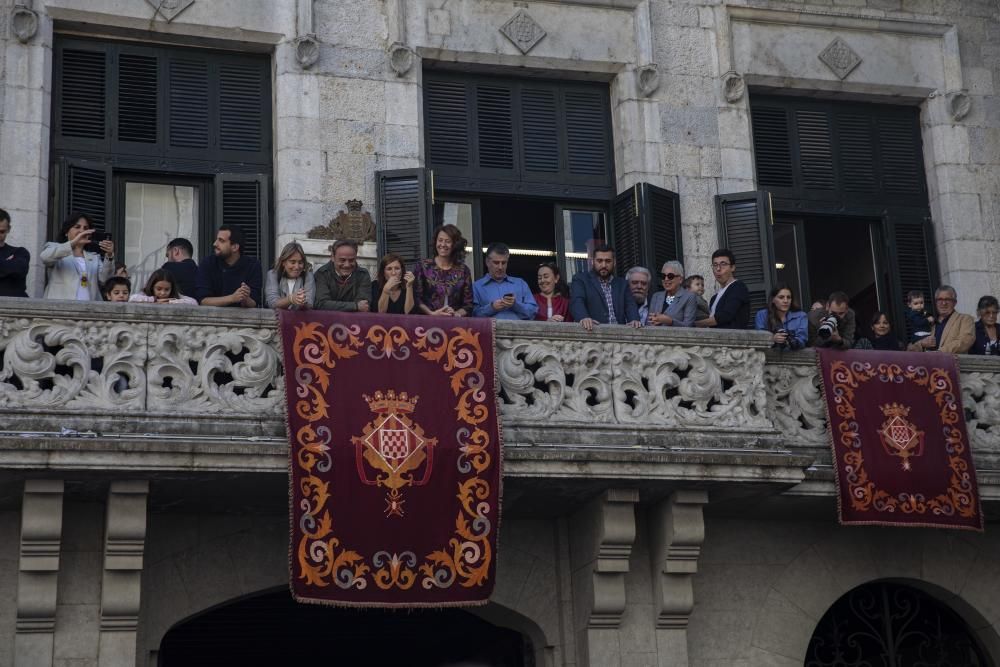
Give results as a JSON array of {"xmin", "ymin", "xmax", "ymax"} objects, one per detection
[
  {"xmin": 817, "ymin": 348, "xmax": 982, "ymax": 531},
  {"xmin": 279, "ymin": 311, "xmax": 502, "ymax": 607}
]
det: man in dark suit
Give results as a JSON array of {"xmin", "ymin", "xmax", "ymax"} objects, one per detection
[
  {"xmin": 695, "ymin": 248, "xmax": 750, "ymax": 329},
  {"xmin": 569, "ymin": 243, "xmax": 641, "ymax": 332}
]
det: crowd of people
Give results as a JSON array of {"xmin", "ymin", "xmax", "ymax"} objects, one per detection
[{"xmin": 0, "ymin": 209, "xmax": 998, "ymax": 356}]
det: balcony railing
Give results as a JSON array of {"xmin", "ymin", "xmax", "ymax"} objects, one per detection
[{"xmin": 2, "ymin": 299, "xmax": 999, "ymax": 489}]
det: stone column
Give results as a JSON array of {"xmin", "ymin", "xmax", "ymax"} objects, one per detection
[
  {"xmin": 649, "ymin": 490, "xmax": 709, "ymax": 667},
  {"xmin": 14, "ymin": 479, "xmax": 65, "ymax": 667},
  {"xmin": 569, "ymin": 488, "xmax": 639, "ymax": 667},
  {"xmin": 98, "ymin": 481, "xmax": 149, "ymax": 667}
]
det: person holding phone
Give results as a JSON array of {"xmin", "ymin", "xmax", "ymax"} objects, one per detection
[
  {"xmin": 40, "ymin": 212, "xmax": 115, "ymax": 301},
  {"xmin": 472, "ymin": 242, "xmax": 538, "ymax": 320}
]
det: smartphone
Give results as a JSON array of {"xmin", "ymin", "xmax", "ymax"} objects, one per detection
[{"xmin": 503, "ymin": 292, "xmax": 514, "ymax": 298}]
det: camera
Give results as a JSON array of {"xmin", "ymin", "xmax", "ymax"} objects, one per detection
[{"xmin": 817, "ymin": 315, "xmax": 839, "ymax": 340}]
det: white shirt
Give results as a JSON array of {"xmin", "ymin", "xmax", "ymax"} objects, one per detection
[
  {"xmin": 74, "ymin": 257, "xmax": 90, "ymax": 301},
  {"xmin": 709, "ymin": 279, "xmax": 736, "ymax": 317}
]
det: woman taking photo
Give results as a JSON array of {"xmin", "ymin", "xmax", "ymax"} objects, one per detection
[
  {"xmin": 265, "ymin": 242, "xmax": 315, "ymax": 310},
  {"xmin": 373, "ymin": 253, "xmax": 416, "ymax": 314},
  {"xmin": 754, "ymin": 284, "xmax": 807, "ymax": 350},
  {"xmin": 412, "ymin": 224, "xmax": 473, "ymax": 317},
  {"xmin": 41, "ymin": 212, "xmax": 115, "ymax": 301},
  {"xmin": 971, "ymin": 295, "xmax": 999, "ymax": 355},
  {"xmin": 533, "ymin": 262, "xmax": 571, "ymax": 322}
]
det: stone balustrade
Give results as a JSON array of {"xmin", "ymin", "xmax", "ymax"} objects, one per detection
[{"xmin": 3, "ymin": 298, "xmax": 1000, "ymax": 481}]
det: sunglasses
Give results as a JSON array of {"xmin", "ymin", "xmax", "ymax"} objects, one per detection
[{"xmin": 660, "ymin": 273, "xmax": 680, "ymax": 281}]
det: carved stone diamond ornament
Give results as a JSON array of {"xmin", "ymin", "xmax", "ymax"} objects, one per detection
[
  {"xmin": 144, "ymin": 0, "xmax": 195, "ymax": 23},
  {"xmin": 819, "ymin": 37, "xmax": 862, "ymax": 80},
  {"xmin": 500, "ymin": 10, "xmax": 546, "ymax": 54}
]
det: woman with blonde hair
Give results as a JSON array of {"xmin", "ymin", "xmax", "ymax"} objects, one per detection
[{"xmin": 265, "ymin": 241, "xmax": 315, "ymax": 310}]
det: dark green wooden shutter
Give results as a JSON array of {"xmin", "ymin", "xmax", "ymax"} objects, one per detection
[
  {"xmin": 563, "ymin": 89, "xmax": 610, "ymax": 177},
  {"xmin": 715, "ymin": 191, "xmax": 775, "ymax": 326},
  {"xmin": 877, "ymin": 114, "xmax": 924, "ymax": 196},
  {"xmin": 218, "ymin": 63, "xmax": 265, "ymax": 152},
  {"xmin": 117, "ymin": 52, "xmax": 158, "ymax": 144},
  {"xmin": 425, "ymin": 79, "xmax": 469, "ymax": 167},
  {"xmin": 376, "ymin": 169, "xmax": 431, "ymax": 268},
  {"xmin": 612, "ymin": 188, "xmax": 642, "ymax": 276},
  {"xmin": 836, "ymin": 113, "xmax": 876, "ymax": 193},
  {"xmin": 168, "ymin": 59, "xmax": 210, "ymax": 148},
  {"xmin": 794, "ymin": 108, "xmax": 835, "ymax": 191},
  {"xmin": 61, "ymin": 158, "xmax": 112, "ymax": 233},
  {"xmin": 521, "ymin": 88, "xmax": 559, "ymax": 174},
  {"xmin": 475, "ymin": 84, "xmax": 514, "ymax": 171},
  {"xmin": 215, "ymin": 173, "xmax": 270, "ymax": 263},
  {"xmin": 750, "ymin": 106, "xmax": 793, "ymax": 188},
  {"xmin": 888, "ymin": 211, "xmax": 937, "ymax": 306},
  {"xmin": 612, "ymin": 183, "xmax": 684, "ymax": 275},
  {"xmin": 59, "ymin": 48, "xmax": 108, "ymax": 140}
]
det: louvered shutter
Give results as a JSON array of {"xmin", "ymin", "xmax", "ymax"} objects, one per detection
[
  {"xmin": 612, "ymin": 187, "xmax": 642, "ymax": 276},
  {"xmin": 877, "ymin": 113, "xmax": 924, "ymax": 196},
  {"xmin": 218, "ymin": 63, "xmax": 265, "ymax": 153},
  {"xmin": 376, "ymin": 169, "xmax": 431, "ymax": 268},
  {"xmin": 794, "ymin": 108, "xmax": 835, "ymax": 191},
  {"xmin": 425, "ymin": 79, "xmax": 470, "ymax": 167},
  {"xmin": 475, "ymin": 84, "xmax": 514, "ymax": 172},
  {"xmin": 645, "ymin": 184, "xmax": 683, "ymax": 270},
  {"xmin": 715, "ymin": 191, "xmax": 775, "ymax": 326},
  {"xmin": 58, "ymin": 47, "xmax": 109, "ymax": 143},
  {"xmin": 60, "ymin": 158, "xmax": 112, "ymax": 234},
  {"xmin": 563, "ymin": 89, "xmax": 610, "ymax": 177},
  {"xmin": 836, "ymin": 113, "xmax": 876, "ymax": 193},
  {"xmin": 887, "ymin": 210, "xmax": 937, "ymax": 314},
  {"xmin": 168, "ymin": 58, "xmax": 210, "ymax": 149},
  {"xmin": 117, "ymin": 52, "xmax": 158, "ymax": 144},
  {"xmin": 521, "ymin": 87, "xmax": 559, "ymax": 174},
  {"xmin": 215, "ymin": 173, "xmax": 270, "ymax": 264},
  {"xmin": 751, "ymin": 106, "xmax": 793, "ymax": 188}
]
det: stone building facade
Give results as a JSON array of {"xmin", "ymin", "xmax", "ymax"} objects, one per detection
[{"xmin": 1, "ymin": 1, "xmax": 1000, "ymax": 666}]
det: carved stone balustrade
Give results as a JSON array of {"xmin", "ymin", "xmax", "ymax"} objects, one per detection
[{"xmin": 3, "ymin": 299, "xmax": 1000, "ymax": 493}]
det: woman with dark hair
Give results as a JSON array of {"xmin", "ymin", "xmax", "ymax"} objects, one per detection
[
  {"xmin": 40, "ymin": 212, "xmax": 115, "ymax": 301},
  {"xmin": 129, "ymin": 268, "xmax": 197, "ymax": 305},
  {"xmin": 753, "ymin": 283, "xmax": 807, "ymax": 350},
  {"xmin": 412, "ymin": 224, "xmax": 473, "ymax": 317},
  {"xmin": 533, "ymin": 262, "xmax": 572, "ymax": 322},
  {"xmin": 373, "ymin": 252, "xmax": 416, "ymax": 314},
  {"xmin": 857, "ymin": 311, "xmax": 903, "ymax": 350},
  {"xmin": 971, "ymin": 295, "xmax": 999, "ymax": 355},
  {"xmin": 265, "ymin": 241, "xmax": 315, "ymax": 310}
]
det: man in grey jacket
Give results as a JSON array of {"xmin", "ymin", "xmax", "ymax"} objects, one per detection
[
  {"xmin": 314, "ymin": 239, "xmax": 371, "ymax": 311},
  {"xmin": 648, "ymin": 260, "xmax": 697, "ymax": 327}
]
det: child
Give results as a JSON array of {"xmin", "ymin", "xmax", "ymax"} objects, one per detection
[
  {"xmin": 129, "ymin": 269, "xmax": 198, "ymax": 305},
  {"xmin": 683, "ymin": 274, "xmax": 711, "ymax": 321},
  {"xmin": 102, "ymin": 276, "xmax": 131, "ymax": 302},
  {"xmin": 904, "ymin": 290, "xmax": 934, "ymax": 344}
]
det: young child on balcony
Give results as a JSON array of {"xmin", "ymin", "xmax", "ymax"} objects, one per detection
[
  {"xmin": 129, "ymin": 269, "xmax": 198, "ymax": 305},
  {"xmin": 102, "ymin": 276, "xmax": 131, "ymax": 302},
  {"xmin": 904, "ymin": 290, "xmax": 935, "ymax": 344}
]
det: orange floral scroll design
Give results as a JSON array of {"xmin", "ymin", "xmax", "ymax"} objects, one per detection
[
  {"xmin": 827, "ymin": 360, "xmax": 977, "ymax": 520},
  {"xmin": 414, "ymin": 325, "xmax": 495, "ymax": 591},
  {"xmin": 290, "ymin": 320, "xmax": 497, "ymax": 594}
]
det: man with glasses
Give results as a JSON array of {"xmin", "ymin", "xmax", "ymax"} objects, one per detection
[
  {"xmin": 908, "ymin": 285, "xmax": 974, "ymax": 353},
  {"xmin": 649, "ymin": 260, "xmax": 697, "ymax": 327},
  {"xmin": 695, "ymin": 249, "xmax": 750, "ymax": 329},
  {"xmin": 626, "ymin": 266, "xmax": 653, "ymax": 326}
]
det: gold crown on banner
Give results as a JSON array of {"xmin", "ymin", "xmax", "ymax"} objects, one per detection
[
  {"xmin": 363, "ymin": 390, "xmax": 419, "ymax": 414},
  {"xmin": 879, "ymin": 403, "xmax": 911, "ymax": 418}
]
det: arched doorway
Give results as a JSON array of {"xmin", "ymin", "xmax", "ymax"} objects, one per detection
[
  {"xmin": 805, "ymin": 581, "xmax": 993, "ymax": 667},
  {"xmin": 159, "ymin": 588, "xmax": 533, "ymax": 667}
]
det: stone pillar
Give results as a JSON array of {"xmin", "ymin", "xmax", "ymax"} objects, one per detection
[
  {"xmin": 14, "ymin": 480, "xmax": 65, "ymax": 667},
  {"xmin": 98, "ymin": 481, "xmax": 149, "ymax": 667},
  {"xmin": 569, "ymin": 488, "xmax": 639, "ymax": 667},
  {"xmin": 649, "ymin": 490, "xmax": 708, "ymax": 667}
]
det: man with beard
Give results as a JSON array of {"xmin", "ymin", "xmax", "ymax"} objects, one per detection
[
  {"xmin": 195, "ymin": 225, "xmax": 263, "ymax": 307},
  {"xmin": 569, "ymin": 243, "xmax": 641, "ymax": 332}
]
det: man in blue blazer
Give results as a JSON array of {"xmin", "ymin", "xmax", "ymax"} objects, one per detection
[{"xmin": 569, "ymin": 243, "xmax": 641, "ymax": 331}]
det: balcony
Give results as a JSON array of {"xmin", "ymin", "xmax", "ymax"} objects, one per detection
[{"xmin": 2, "ymin": 298, "xmax": 1000, "ymax": 503}]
